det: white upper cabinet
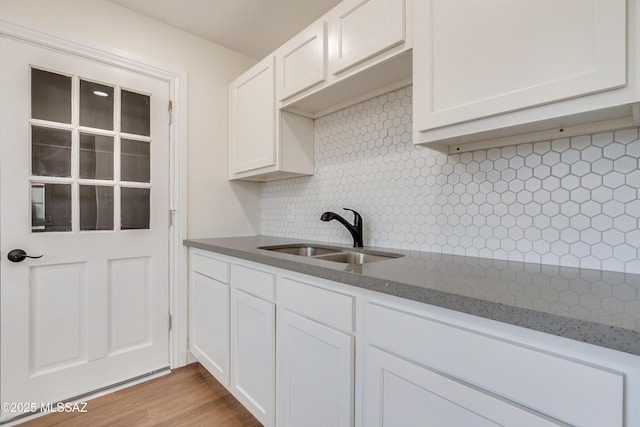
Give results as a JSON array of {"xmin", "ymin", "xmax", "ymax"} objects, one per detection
[
  {"xmin": 228, "ymin": 0, "xmax": 414, "ymax": 178},
  {"xmin": 276, "ymin": 0, "xmax": 412, "ymax": 117},
  {"xmin": 228, "ymin": 56, "xmax": 276, "ymax": 175},
  {"xmin": 277, "ymin": 21, "xmax": 327, "ymax": 101},
  {"xmin": 228, "ymin": 56, "xmax": 314, "ymax": 181},
  {"xmin": 329, "ymin": 0, "xmax": 406, "ymax": 75},
  {"xmin": 414, "ymin": 0, "xmax": 640, "ymax": 153}
]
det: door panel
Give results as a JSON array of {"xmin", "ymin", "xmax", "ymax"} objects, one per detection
[
  {"xmin": 108, "ymin": 257, "xmax": 152, "ymax": 353},
  {"xmin": 0, "ymin": 36, "xmax": 170, "ymax": 418},
  {"xmin": 30, "ymin": 263, "xmax": 87, "ymax": 373}
]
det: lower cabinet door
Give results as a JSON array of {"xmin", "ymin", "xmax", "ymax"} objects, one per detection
[
  {"xmin": 189, "ymin": 271, "xmax": 229, "ymax": 385},
  {"xmin": 277, "ymin": 309, "xmax": 354, "ymax": 427},
  {"xmin": 230, "ymin": 288, "xmax": 275, "ymax": 427},
  {"xmin": 363, "ymin": 346, "xmax": 563, "ymax": 427}
]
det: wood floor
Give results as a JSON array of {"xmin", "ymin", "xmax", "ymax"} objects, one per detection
[{"xmin": 19, "ymin": 363, "xmax": 262, "ymax": 427}]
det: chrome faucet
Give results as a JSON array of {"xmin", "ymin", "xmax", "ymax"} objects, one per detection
[{"xmin": 320, "ymin": 208, "xmax": 363, "ymax": 248}]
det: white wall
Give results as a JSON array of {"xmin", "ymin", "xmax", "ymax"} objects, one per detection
[
  {"xmin": 262, "ymin": 86, "xmax": 640, "ymax": 275},
  {"xmin": 0, "ymin": 0, "xmax": 261, "ymax": 238}
]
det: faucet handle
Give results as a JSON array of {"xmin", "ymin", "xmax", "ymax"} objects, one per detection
[{"xmin": 342, "ymin": 208, "xmax": 362, "ymax": 225}]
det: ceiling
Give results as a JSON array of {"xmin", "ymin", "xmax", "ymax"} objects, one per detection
[{"xmin": 108, "ymin": 0, "xmax": 342, "ymax": 59}]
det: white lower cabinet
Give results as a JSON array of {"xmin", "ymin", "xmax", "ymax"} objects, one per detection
[
  {"xmin": 364, "ymin": 345, "xmax": 561, "ymax": 427},
  {"xmin": 364, "ymin": 301, "xmax": 626, "ymax": 427},
  {"xmin": 188, "ymin": 250, "xmax": 639, "ymax": 427},
  {"xmin": 276, "ymin": 308, "xmax": 354, "ymax": 427},
  {"xmin": 190, "ymin": 272, "xmax": 229, "ymax": 385},
  {"xmin": 188, "ymin": 250, "xmax": 230, "ymax": 386},
  {"xmin": 229, "ymin": 288, "xmax": 275, "ymax": 427},
  {"xmin": 276, "ymin": 275, "xmax": 356, "ymax": 427}
]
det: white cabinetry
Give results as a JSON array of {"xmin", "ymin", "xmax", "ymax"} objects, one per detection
[
  {"xmin": 188, "ymin": 250, "xmax": 640, "ymax": 427},
  {"xmin": 364, "ymin": 301, "xmax": 625, "ymax": 427},
  {"xmin": 329, "ymin": 0, "xmax": 406, "ymax": 75},
  {"xmin": 364, "ymin": 346, "xmax": 561, "ymax": 426},
  {"xmin": 277, "ymin": 21, "xmax": 327, "ymax": 100},
  {"xmin": 277, "ymin": 310, "xmax": 353, "ymax": 427},
  {"xmin": 228, "ymin": 56, "xmax": 275, "ymax": 175},
  {"xmin": 229, "ymin": 263, "xmax": 276, "ymax": 427},
  {"xmin": 413, "ymin": 0, "xmax": 640, "ymax": 153},
  {"xmin": 276, "ymin": 0, "xmax": 412, "ymax": 118},
  {"xmin": 228, "ymin": 57, "xmax": 314, "ymax": 181},
  {"xmin": 228, "ymin": 0, "xmax": 413, "ymax": 178},
  {"xmin": 276, "ymin": 276, "xmax": 355, "ymax": 427},
  {"xmin": 188, "ymin": 250, "xmax": 230, "ymax": 385}
]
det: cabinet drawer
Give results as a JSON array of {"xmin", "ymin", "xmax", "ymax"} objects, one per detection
[
  {"xmin": 190, "ymin": 251, "xmax": 229, "ymax": 283},
  {"xmin": 279, "ymin": 277, "xmax": 354, "ymax": 333},
  {"xmin": 230, "ymin": 263, "xmax": 275, "ymax": 301},
  {"xmin": 366, "ymin": 302, "xmax": 623, "ymax": 427}
]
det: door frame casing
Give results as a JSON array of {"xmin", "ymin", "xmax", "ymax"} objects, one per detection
[{"xmin": 0, "ymin": 20, "xmax": 189, "ymax": 371}]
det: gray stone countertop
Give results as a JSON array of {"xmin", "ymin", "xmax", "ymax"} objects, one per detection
[{"xmin": 184, "ymin": 235, "xmax": 640, "ymax": 356}]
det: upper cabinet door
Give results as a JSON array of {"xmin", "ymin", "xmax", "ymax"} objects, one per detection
[
  {"xmin": 228, "ymin": 56, "xmax": 275, "ymax": 175},
  {"xmin": 414, "ymin": 0, "xmax": 627, "ymax": 131},
  {"xmin": 329, "ymin": 0, "xmax": 406, "ymax": 75},
  {"xmin": 277, "ymin": 21, "xmax": 327, "ymax": 100}
]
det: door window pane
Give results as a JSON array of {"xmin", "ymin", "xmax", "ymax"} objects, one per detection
[
  {"xmin": 31, "ymin": 185, "xmax": 45, "ymax": 231},
  {"xmin": 121, "ymin": 90, "xmax": 150, "ymax": 136},
  {"xmin": 31, "ymin": 68, "xmax": 71, "ymax": 124},
  {"xmin": 80, "ymin": 133, "xmax": 114, "ymax": 180},
  {"xmin": 32, "ymin": 126, "xmax": 72, "ymax": 177},
  {"xmin": 80, "ymin": 80, "xmax": 114, "ymax": 130},
  {"xmin": 80, "ymin": 185, "xmax": 114, "ymax": 231},
  {"xmin": 121, "ymin": 188, "xmax": 150, "ymax": 230},
  {"xmin": 121, "ymin": 139, "xmax": 150, "ymax": 182},
  {"xmin": 31, "ymin": 183, "xmax": 71, "ymax": 232}
]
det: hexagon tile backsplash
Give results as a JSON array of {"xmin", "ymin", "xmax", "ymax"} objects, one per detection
[{"xmin": 261, "ymin": 86, "xmax": 640, "ymax": 274}]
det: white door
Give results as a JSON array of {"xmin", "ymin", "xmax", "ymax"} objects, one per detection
[{"xmin": 0, "ymin": 36, "xmax": 170, "ymax": 417}]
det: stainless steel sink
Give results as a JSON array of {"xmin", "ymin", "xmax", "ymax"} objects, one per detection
[
  {"xmin": 314, "ymin": 251, "xmax": 403, "ymax": 264},
  {"xmin": 258, "ymin": 244, "xmax": 341, "ymax": 257},
  {"xmin": 258, "ymin": 244, "xmax": 403, "ymax": 265}
]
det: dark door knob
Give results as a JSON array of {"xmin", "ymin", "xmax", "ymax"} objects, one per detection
[{"xmin": 7, "ymin": 249, "xmax": 43, "ymax": 263}]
